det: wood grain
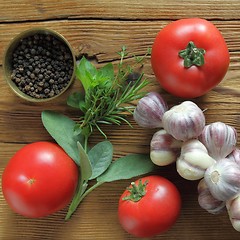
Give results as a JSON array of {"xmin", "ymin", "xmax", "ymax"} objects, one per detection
[
  {"xmin": 0, "ymin": 1, "xmax": 240, "ymax": 239},
  {"xmin": 1, "ymin": 0, "xmax": 240, "ymax": 22},
  {"xmin": 1, "ymin": 19, "xmax": 240, "ymax": 65}
]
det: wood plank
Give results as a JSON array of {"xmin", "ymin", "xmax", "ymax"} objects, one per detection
[
  {"xmin": 1, "ymin": 19, "xmax": 240, "ymax": 67},
  {"xmin": 1, "ymin": 0, "xmax": 240, "ymax": 22}
]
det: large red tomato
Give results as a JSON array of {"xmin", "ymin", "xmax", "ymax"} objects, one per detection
[
  {"xmin": 151, "ymin": 18, "xmax": 230, "ymax": 98},
  {"xmin": 118, "ymin": 175, "xmax": 181, "ymax": 238},
  {"xmin": 2, "ymin": 142, "xmax": 79, "ymax": 218}
]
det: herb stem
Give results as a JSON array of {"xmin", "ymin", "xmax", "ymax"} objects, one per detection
[
  {"xmin": 84, "ymin": 135, "xmax": 89, "ymax": 152},
  {"xmin": 65, "ymin": 181, "xmax": 104, "ymax": 220},
  {"xmin": 79, "ymin": 181, "xmax": 104, "ymax": 203},
  {"xmin": 65, "ymin": 178, "xmax": 85, "ymax": 220}
]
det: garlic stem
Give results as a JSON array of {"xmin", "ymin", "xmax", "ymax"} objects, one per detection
[{"xmin": 211, "ymin": 171, "xmax": 220, "ymax": 184}]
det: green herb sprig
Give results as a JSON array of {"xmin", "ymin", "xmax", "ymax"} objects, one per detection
[
  {"xmin": 67, "ymin": 46, "xmax": 150, "ymax": 149},
  {"xmin": 41, "ymin": 47, "xmax": 156, "ymax": 220}
]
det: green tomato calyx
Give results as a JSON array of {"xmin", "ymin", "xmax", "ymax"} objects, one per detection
[
  {"xmin": 122, "ymin": 179, "xmax": 148, "ymax": 202},
  {"xmin": 179, "ymin": 41, "xmax": 206, "ymax": 68}
]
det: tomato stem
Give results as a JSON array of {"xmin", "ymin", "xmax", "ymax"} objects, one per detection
[
  {"xmin": 27, "ymin": 178, "xmax": 36, "ymax": 185},
  {"xmin": 179, "ymin": 41, "xmax": 206, "ymax": 68},
  {"xmin": 122, "ymin": 179, "xmax": 148, "ymax": 202}
]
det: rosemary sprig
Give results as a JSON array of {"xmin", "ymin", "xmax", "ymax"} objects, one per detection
[{"xmin": 67, "ymin": 46, "xmax": 150, "ymax": 148}]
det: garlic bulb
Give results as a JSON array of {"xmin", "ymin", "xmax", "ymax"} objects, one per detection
[
  {"xmin": 204, "ymin": 158, "xmax": 240, "ymax": 201},
  {"xmin": 150, "ymin": 129, "xmax": 182, "ymax": 166},
  {"xmin": 162, "ymin": 101, "xmax": 205, "ymax": 141},
  {"xmin": 198, "ymin": 179, "xmax": 226, "ymax": 214},
  {"xmin": 227, "ymin": 194, "xmax": 240, "ymax": 232},
  {"xmin": 199, "ymin": 122, "xmax": 237, "ymax": 160},
  {"xmin": 176, "ymin": 139, "xmax": 215, "ymax": 180},
  {"xmin": 133, "ymin": 92, "xmax": 168, "ymax": 128},
  {"xmin": 227, "ymin": 148, "xmax": 240, "ymax": 166}
]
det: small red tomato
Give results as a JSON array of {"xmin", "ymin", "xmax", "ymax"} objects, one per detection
[
  {"xmin": 118, "ymin": 175, "xmax": 181, "ymax": 238},
  {"xmin": 2, "ymin": 142, "xmax": 79, "ymax": 218},
  {"xmin": 151, "ymin": 18, "xmax": 230, "ymax": 98}
]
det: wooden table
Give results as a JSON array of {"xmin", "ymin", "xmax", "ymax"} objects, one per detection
[{"xmin": 0, "ymin": 1, "xmax": 239, "ymax": 239}]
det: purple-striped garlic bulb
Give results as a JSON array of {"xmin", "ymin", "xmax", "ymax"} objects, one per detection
[
  {"xmin": 227, "ymin": 194, "xmax": 240, "ymax": 232},
  {"xmin": 133, "ymin": 92, "xmax": 168, "ymax": 128},
  {"xmin": 162, "ymin": 101, "xmax": 205, "ymax": 141},
  {"xmin": 227, "ymin": 148, "xmax": 240, "ymax": 166},
  {"xmin": 199, "ymin": 122, "xmax": 237, "ymax": 160},
  {"xmin": 198, "ymin": 179, "xmax": 226, "ymax": 215}
]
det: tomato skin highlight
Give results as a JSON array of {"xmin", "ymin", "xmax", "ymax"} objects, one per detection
[
  {"xmin": 2, "ymin": 142, "xmax": 79, "ymax": 218},
  {"xmin": 151, "ymin": 18, "xmax": 230, "ymax": 98},
  {"xmin": 118, "ymin": 176, "xmax": 181, "ymax": 238}
]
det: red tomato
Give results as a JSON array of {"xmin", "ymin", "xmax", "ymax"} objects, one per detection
[
  {"xmin": 151, "ymin": 18, "xmax": 230, "ymax": 98},
  {"xmin": 2, "ymin": 142, "xmax": 79, "ymax": 218},
  {"xmin": 118, "ymin": 175, "xmax": 181, "ymax": 238}
]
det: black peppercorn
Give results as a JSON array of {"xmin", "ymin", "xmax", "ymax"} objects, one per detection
[{"xmin": 10, "ymin": 33, "xmax": 74, "ymax": 99}]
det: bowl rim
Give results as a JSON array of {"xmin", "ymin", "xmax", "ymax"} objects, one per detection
[{"xmin": 3, "ymin": 27, "xmax": 76, "ymax": 103}]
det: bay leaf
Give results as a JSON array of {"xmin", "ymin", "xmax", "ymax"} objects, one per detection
[{"xmin": 97, "ymin": 154, "xmax": 156, "ymax": 183}]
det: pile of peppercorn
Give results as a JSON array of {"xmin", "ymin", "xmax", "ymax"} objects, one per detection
[{"xmin": 10, "ymin": 33, "xmax": 74, "ymax": 99}]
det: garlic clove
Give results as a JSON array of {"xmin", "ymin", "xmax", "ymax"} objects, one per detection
[
  {"xmin": 176, "ymin": 139, "xmax": 215, "ymax": 180},
  {"xmin": 226, "ymin": 195, "xmax": 240, "ymax": 232},
  {"xmin": 227, "ymin": 148, "xmax": 240, "ymax": 166},
  {"xmin": 133, "ymin": 92, "xmax": 168, "ymax": 128},
  {"xmin": 150, "ymin": 151, "xmax": 176, "ymax": 166},
  {"xmin": 198, "ymin": 179, "xmax": 226, "ymax": 214},
  {"xmin": 181, "ymin": 139, "xmax": 208, "ymax": 155},
  {"xmin": 150, "ymin": 129, "xmax": 182, "ymax": 166},
  {"xmin": 204, "ymin": 158, "xmax": 240, "ymax": 201},
  {"xmin": 177, "ymin": 151, "xmax": 215, "ymax": 180},
  {"xmin": 231, "ymin": 219, "xmax": 240, "ymax": 232},
  {"xmin": 162, "ymin": 101, "xmax": 205, "ymax": 141},
  {"xmin": 199, "ymin": 122, "xmax": 237, "ymax": 160}
]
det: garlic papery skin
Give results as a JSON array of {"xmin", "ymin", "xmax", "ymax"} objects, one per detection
[
  {"xmin": 227, "ymin": 148, "xmax": 240, "ymax": 166},
  {"xmin": 198, "ymin": 179, "xmax": 226, "ymax": 214},
  {"xmin": 176, "ymin": 139, "xmax": 216, "ymax": 180},
  {"xmin": 150, "ymin": 129, "xmax": 182, "ymax": 166},
  {"xmin": 133, "ymin": 92, "xmax": 168, "ymax": 128},
  {"xmin": 227, "ymin": 194, "xmax": 240, "ymax": 232},
  {"xmin": 204, "ymin": 158, "xmax": 240, "ymax": 201},
  {"xmin": 199, "ymin": 122, "xmax": 237, "ymax": 160},
  {"xmin": 162, "ymin": 101, "xmax": 205, "ymax": 141}
]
